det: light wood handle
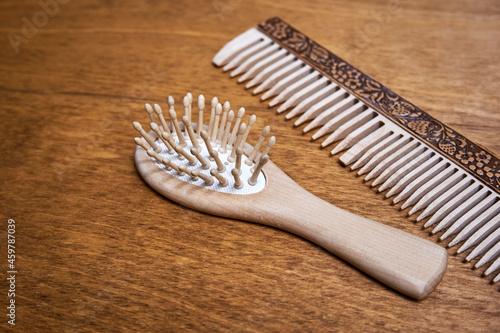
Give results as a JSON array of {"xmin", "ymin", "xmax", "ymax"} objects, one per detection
[{"xmin": 266, "ymin": 188, "xmax": 447, "ymax": 300}]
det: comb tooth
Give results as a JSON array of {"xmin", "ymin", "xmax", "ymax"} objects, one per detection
[
  {"xmin": 472, "ymin": 237, "xmax": 500, "ymax": 267},
  {"xmin": 466, "ymin": 228, "xmax": 500, "ymax": 262},
  {"xmin": 298, "ymin": 90, "xmax": 348, "ymax": 129},
  {"xmin": 253, "ymin": 60, "xmax": 302, "ymax": 94},
  {"xmin": 371, "ymin": 143, "xmax": 426, "ymax": 187},
  {"xmin": 261, "ymin": 65, "xmax": 311, "ymax": 101},
  {"xmin": 443, "ymin": 200, "xmax": 500, "ymax": 243},
  {"xmin": 286, "ymin": 84, "xmax": 339, "ymax": 120},
  {"xmin": 415, "ymin": 177, "xmax": 474, "ymax": 221},
  {"xmin": 425, "ymin": 187, "xmax": 489, "ymax": 229},
  {"xmin": 304, "ymin": 95, "xmax": 356, "ymax": 133},
  {"xmin": 457, "ymin": 212, "xmax": 500, "ymax": 253},
  {"xmin": 418, "ymin": 180, "xmax": 479, "ymax": 223},
  {"xmin": 351, "ymin": 133, "xmax": 402, "ymax": 170},
  {"xmin": 269, "ymin": 71, "xmax": 320, "ymax": 107},
  {"xmin": 494, "ymin": 273, "xmax": 500, "ymax": 283},
  {"xmin": 222, "ymin": 38, "xmax": 272, "ymax": 72},
  {"xmin": 230, "ymin": 43, "xmax": 280, "ymax": 77},
  {"xmin": 401, "ymin": 166, "xmax": 456, "ymax": 211},
  {"xmin": 393, "ymin": 160, "xmax": 448, "ymax": 204},
  {"xmin": 238, "ymin": 48, "xmax": 287, "ymax": 82},
  {"xmin": 331, "ymin": 118, "xmax": 383, "ymax": 156},
  {"xmin": 322, "ymin": 111, "xmax": 377, "ymax": 148},
  {"xmin": 386, "ymin": 154, "xmax": 439, "ymax": 198},
  {"xmin": 213, "ymin": 28, "xmax": 268, "ymax": 66},
  {"xmin": 432, "ymin": 193, "xmax": 496, "ymax": 234},
  {"xmin": 339, "ymin": 125, "xmax": 392, "ymax": 166},
  {"xmin": 484, "ymin": 256, "xmax": 500, "ymax": 277},
  {"xmin": 379, "ymin": 150, "xmax": 432, "ymax": 192},
  {"xmin": 277, "ymin": 77, "xmax": 329, "ymax": 112},
  {"xmin": 312, "ymin": 102, "xmax": 365, "ymax": 141},
  {"xmin": 358, "ymin": 136, "xmax": 411, "ymax": 176},
  {"xmin": 246, "ymin": 53, "xmax": 295, "ymax": 88},
  {"xmin": 408, "ymin": 171, "xmax": 464, "ymax": 215}
]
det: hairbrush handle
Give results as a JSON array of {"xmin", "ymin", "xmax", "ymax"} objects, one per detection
[{"xmin": 264, "ymin": 186, "xmax": 448, "ymax": 300}]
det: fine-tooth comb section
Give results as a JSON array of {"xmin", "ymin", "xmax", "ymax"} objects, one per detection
[
  {"xmin": 213, "ymin": 17, "xmax": 500, "ymax": 285},
  {"xmin": 133, "ymin": 94, "xmax": 275, "ymax": 194}
]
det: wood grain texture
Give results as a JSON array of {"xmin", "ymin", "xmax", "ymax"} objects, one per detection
[{"xmin": 0, "ymin": 0, "xmax": 499, "ymax": 331}]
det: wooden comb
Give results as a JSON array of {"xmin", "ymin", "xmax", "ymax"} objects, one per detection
[
  {"xmin": 133, "ymin": 94, "xmax": 447, "ymax": 300},
  {"xmin": 212, "ymin": 17, "xmax": 500, "ymax": 285}
]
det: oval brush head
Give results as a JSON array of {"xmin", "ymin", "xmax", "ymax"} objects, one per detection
[
  {"xmin": 133, "ymin": 96, "xmax": 274, "ymax": 194},
  {"xmin": 133, "ymin": 93, "xmax": 448, "ymax": 301}
]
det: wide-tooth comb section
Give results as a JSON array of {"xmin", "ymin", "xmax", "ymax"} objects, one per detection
[
  {"xmin": 450, "ymin": 201, "xmax": 500, "ymax": 247},
  {"xmin": 261, "ymin": 65, "xmax": 312, "ymax": 101},
  {"xmin": 237, "ymin": 47, "xmax": 287, "ymax": 82},
  {"xmin": 213, "ymin": 28, "xmax": 268, "ymax": 66},
  {"xmin": 270, "ymin": 71, "xmax": 321, "ymax": 107},
  {"xmin": 246, "ymin": 53, "xmax": 296, "ymax": 88},
  {"xmin": 286, "ymin": 83, "xmax": 339, "ymax": 120},
  {"xmin": 277, "ymin": 76, "xmax": 329, "ymax": 112},
  {"xmin": 213, "ymin": 23, "xmax": 500, "ymax": 284},
  {"xmin": 230, "ymin": 43, "xmax": 281, "ymax": 77},
  {"xmin": 253, "ymin": 60, "xmax": 303, "ymax": 94},
  {"xmin": 223, "ymin": 39, "xmax": 273, "ymax": 72}
]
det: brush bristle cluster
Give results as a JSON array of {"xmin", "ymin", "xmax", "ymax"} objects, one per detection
[{"xmin": 133, "ymin": 93, "xmax": 275, "ymax": 193}]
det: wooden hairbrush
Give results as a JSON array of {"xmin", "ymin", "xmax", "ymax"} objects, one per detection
[{"xmin": 132, "ymin": 93, "xmax": 447, "ymax": 300}]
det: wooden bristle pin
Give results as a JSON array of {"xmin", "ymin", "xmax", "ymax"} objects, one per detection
[
  {"xmin": 153, "ymin": 103, "xmax": 170, "ymax": 134},
  {"xmin": 201, "ymin": 130, "xmax": 215, "ymax": 161},
  {"xmin": 146, "ymin": 148, "xmax": 171, "ymax": 170},
  {"xmin": 219, "ymin": 110, "xmax": 235, "ymax": 154},
  {"xmin": 235, "ymin": 148, "xmax": 243, "ymax": 175},
  {"xmin": 246, "ymin": 125, "xmax": 270, "ymax": 166},
  {"xmin": 182, "ymin": 115, "xmax": 201, "ymax": 150},
  {"xmin": 192, "ymin": 170, "xmax": 214, "ymax": 186},
  {"xmin": 144, "ymin": 103, "xmax": 157, "ymax": 125},
  {"xmin": 134, "ymin": 137, "xmax": 150, "ymax": 151},
  {"xmin": 151, "ymin": 123, "xmax": 174, "ymax": 154},
  {"xmin": 162, "ymin": 157, "xmax": 180, "ymax": 174},
  {"xmin": 210, "ymin": 150, "xmax": 226, "ymax": 173},
  {"xmin": 238, "ymin": 114, "xmax": 256, "ymax": 150},
  {"xmin": 161, "ymin": 131, "xmax": 180, "ymax": 156},
  {"xmin": 228, "ymin": 123, "xmax": 247, "ymax": 163},
  {"xmin": 255, "ymin": 136, "xmax": 276, "ymax": 163},
  {"xmin": 179, "ymin": 165, "xmax": 198, "ymax": 180},
  {"xmin": 211, "ymin": 103, "xmax": 222, "ymax": 143},
  {"xmin": 228, "ymin": 107, "xmax": 245, "ymax": 145},
  {"xmin": 191, "ymin": 148, "xmax": 210, "ymax": 170},
  {"xmin": 169, "ymin": 107, "xmax": 187, "ymax": 147},
  {"xmin": 175, "ymin": 145, "xmax": 197, "ymax": 166},
  {"xmin": 208, "ymin": 97, "xmax": 218, "ymax": 141},
  {"xmin": 186, "ymin": 92, "xmax": 193, "ymax": 121},
  {"xmin": 217, "ymin": 101, "xmax": 230, "ymax": 143},
  {"xmin": 183, "ymin": 96, "xmax": 190, "ymax": 122},
  {"xmin": 211, "ymin": 169, "xmax": 228, "ymax": 187},
  {"xmin": 197, "ymin": 95, "xmax": 205, "ymax": 138},
  {"xmin": 133, "ymin": 121, "xmax": 161, "ymax": 153},
  {"xmin": 231, "ymin": 168, "xmax": 243, "ymax": 189},
  {"xmin": 248, "ymin": 155, "xmax": 269, "ymax": 186}
]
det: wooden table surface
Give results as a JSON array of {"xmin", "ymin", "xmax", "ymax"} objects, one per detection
[{"xmin": 1, "ymin": 0, "xmax": 499, "ymax": 331}]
